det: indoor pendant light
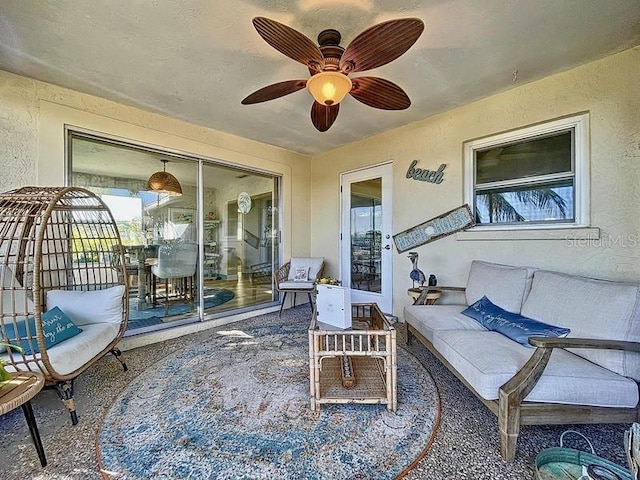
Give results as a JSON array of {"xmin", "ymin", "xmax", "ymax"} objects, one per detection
[
  {"xmin": 146, "ymin": 160, "xmax": 182, "ymax": 196},
  {"xmin": 306, "ymin": 71, "xmax": 352, "ymax": 106}
]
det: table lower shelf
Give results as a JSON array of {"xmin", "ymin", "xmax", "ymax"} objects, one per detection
[{"xmin": 315, "ymin": 356, "xmax": 388, "ymax": 405}]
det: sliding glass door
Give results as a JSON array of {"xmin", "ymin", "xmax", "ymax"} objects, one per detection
[{"xmin": 68, "ymin": 131, "xmax": 280, "ymax": 335}]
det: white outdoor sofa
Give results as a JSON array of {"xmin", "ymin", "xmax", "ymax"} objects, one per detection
[{"xmin": 404, "ymin": 260, "xmax": 640, "ymax": 461}]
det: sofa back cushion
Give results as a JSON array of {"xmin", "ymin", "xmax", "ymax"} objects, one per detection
[
  {"xmin": 465, "ymin": 261, "xmax": 535, "ymax": 314},
  {"xmin": 521, "ymin": 270, "xmax": 640, "ymax": 380}
]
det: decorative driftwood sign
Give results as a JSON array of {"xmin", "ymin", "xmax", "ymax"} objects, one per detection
[{"xmin": 393, "ymin": 204, "xmax": 475, "ymax": 253}]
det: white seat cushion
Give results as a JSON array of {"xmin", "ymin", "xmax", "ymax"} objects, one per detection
[
  {"xmin": 465, "ymin": 261, "xmax": 535, "ymax": 314},
  {"xmin": 278, "ymin": 281, "xmax": 315, "ymax": 290},
  {"xmin": 432, "ymin": 329, "xmax": 639, "ymax": 408},
  {"xmin": 0, "ymin": 323, "xmax": 121, "ymax": 376},
  {"xmin": 404, "ymin": 304, "xmax": 486, "ymax": 343}
]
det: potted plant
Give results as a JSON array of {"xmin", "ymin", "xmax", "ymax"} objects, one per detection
[{"xmin": 0, "ymin": 343, "xmax": 21, "ymax": 382}]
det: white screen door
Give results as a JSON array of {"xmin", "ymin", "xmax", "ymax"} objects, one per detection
[{"xmin": 340, "ymin": 163, "xmax": 393, "ymax": 313}]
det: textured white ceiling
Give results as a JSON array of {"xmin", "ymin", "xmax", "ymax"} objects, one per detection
[{"xmin": 1, "ymin": 0, "xmax": 639, "ymax": 155}]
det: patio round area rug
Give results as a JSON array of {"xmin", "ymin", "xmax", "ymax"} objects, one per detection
[{"xmin": 97, "ymin": 321, "xmax": 440, "ymax": 479}]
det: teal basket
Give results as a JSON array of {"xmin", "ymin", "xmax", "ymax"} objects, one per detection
[{"xmin": 534, "ymin": 431, "xmax": 632, "ymax": 480}]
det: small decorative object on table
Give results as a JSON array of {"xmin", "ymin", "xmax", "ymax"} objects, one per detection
[
  {"xmin": 407, "ymin": 252, "xmax": 426, "ymax": 287},
  {"xmin": 340, "ymin": 355, "xmax": 356, "ymax": 388},
  {"xmin": 316, "ymin": 282, "xmax": 351, "ymax": 329},
  {"xmin": 428, "ymin": 274, "xmax": 437, "ymax": 287},
  {"xmin": 316, "ymin": 277, "xmax": 341, "ymax": 285},
  {"xmin": 0, "ymin": 343, "xmax": 22, "ymax": 381}
]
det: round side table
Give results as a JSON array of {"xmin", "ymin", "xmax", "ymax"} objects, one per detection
[
  {"xmin": 407, "ymin": 287, "xmax": 442, "ymax": 305},
  {"xmin": 0, "ymin": 371, "xmax": 47, "ymax": 467}
]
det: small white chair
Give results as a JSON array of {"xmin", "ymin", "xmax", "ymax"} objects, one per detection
[
  {"xmin": 274, "ymin": 257, "xmax": 324, "ymax": 316},
  {"xmin": 151, "ymin": 242, "xmax": 198, "ymax": 315}
]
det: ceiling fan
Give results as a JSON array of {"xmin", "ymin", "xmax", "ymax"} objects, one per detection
[{"xmin": 241, "ymin": 17, "xmax": 424, "ymax": 132}]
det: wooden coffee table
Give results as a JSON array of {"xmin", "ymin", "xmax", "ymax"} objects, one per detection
[
  {"xmin": 0, "ymin": 371, "xmax": 47, "ymax": 467},
  {"xmin": 308, "ymin": 303, "xmax": 397, "ymax": 412}
]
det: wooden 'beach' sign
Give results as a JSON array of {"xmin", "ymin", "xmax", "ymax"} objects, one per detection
[{"xmin": 393, "ymin": 204, "xmax": 475, "ymax": 253}]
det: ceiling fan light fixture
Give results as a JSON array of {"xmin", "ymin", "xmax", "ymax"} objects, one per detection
[
  {"xmin": 306, "ymin": 71, "xmax": 352, "ymax": 106},
  {"xmin": 146, "ymin": 160, "xmax": 183, "ymax": 196}
]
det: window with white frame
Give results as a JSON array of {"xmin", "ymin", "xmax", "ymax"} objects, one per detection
[{"xmin": 464, "ymin": 114, "xmax": 589, "ymax": 228}]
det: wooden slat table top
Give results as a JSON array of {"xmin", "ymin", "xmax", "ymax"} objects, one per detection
[{"xmin": 0, "ymin": 371, "xmax": 45, "ymax": 415}]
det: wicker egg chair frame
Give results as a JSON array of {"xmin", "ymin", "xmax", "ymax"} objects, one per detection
[{"xmin": 0, "ymin": 186, "xmax": 129, "ymax": 424}]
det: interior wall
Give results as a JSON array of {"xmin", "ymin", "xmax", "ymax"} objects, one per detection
[
  {"xmin": 310, "ymin": 47, "xmax": 640, "ymax": 316},
  {"xmin": 0, "ymin": 69, "xmax": 313, "ymax": 264}
]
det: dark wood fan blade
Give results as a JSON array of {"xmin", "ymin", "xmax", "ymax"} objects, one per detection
[
  {"xmin": 241, "ymin": 80, "xmax": 307, "ymax": 104},
  {"xmin": 349, "ymin": 77, "xmax": 411, "ymax": 110},
  {"xmin": 311, "ymin": 102, "xmax": 339, "ymax": 132},
  {"xmin": 339, "ymin": 18, "xmax": 424, "ymax": 73},
  {"xmin": 253, "ymin": 17, "xmax": 325, "ymax": 71}
]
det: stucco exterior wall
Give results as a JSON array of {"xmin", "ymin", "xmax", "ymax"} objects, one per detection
[
  {"xmin": 311, "ymin": 47, "xmax": 640, "ymax": 316},
  {"xmin": 0, "ymin": 69, "xmax": 312, "ymax": 262}
]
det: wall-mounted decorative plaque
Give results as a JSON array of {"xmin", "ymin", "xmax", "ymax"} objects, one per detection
[{"xmin": 393, "ymin": 204, "xmax": 475, "ymax": 253}]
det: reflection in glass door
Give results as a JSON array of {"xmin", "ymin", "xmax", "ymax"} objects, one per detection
[
  {"xmin": 340, "ymin": 163, "xmax": 393, "ymax": 313},
  {"xmin": 68, "ymin": 131, "xmax": 280, "ymax": 335},
  {"xmin": 350, "ymin": 178, "xmax": 382, "ymax": 293}
]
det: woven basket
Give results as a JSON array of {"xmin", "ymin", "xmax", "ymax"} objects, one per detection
[{"xmin": 534, "ymin": 431, "xmax": 632, "ymax": 480}]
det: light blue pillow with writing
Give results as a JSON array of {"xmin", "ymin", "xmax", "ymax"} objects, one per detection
[
  {"xmin": 461, "ymin": 296, "xmax": 570, "ymax": 347},
  {"xmin": 2, "ymin": 306, "xmax": 82, "ymax": 354}
]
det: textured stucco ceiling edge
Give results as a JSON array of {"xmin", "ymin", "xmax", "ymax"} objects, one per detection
[{"xmin": 16, "ymin": 69, "xmax": 313, "ymax": 166}]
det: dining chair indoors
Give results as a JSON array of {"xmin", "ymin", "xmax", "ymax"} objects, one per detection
[{"xmin": 151, "ymin": 242, "xmax": 198, "ymax": 315}]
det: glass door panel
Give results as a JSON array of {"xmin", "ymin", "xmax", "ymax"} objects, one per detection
[
  {"xmin": 340, "ymin": 163, "xmax": 393, "ymax": 313},
  {"xmin": 69, "ymin": 132, "xmax": 281, "ymax": 335},
  {"xmin": 350, "ymin": 179, "xmax": 382, "ymax": 293}
]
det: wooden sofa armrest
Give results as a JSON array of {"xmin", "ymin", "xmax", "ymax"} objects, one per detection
[
  {"xmin": 498, "ymin": 335, "xmax": 640, "ymax": 457},
  {"xmin": 528, "ymin": 336, "xmax": 640, "ymax": 352},
  {"xmin": 502, "ymin": 337, "xmax": 640, "ymax": 401}
]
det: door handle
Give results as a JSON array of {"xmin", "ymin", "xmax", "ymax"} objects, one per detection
[{"xmin": 384, "ymin": 245, "xmax": 391, "ymax": 250}]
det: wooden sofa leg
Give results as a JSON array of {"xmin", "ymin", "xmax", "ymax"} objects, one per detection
[
  {"xmin": 111, "ymin": 348, "xmax": 128, "ymax": 371},
  {"xmin": 498, "ymin": 389, "xmax": 520, "ymax": 462},
  {"xmin": 407, "ymin": 326, "xmax": 414, "ymax": 345},
  {"xmin": 54, "ymin": 380, "xmax": 78, "ymax": 425}
]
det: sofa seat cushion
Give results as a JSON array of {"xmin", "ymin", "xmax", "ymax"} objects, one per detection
[
  {"xmin": 521, "ymin": 270, "xmax": 640, "ymax": 381},
  {"xmin": 0, "ymin": 322, "xmax": 121, "ymax": 376},
  {"xmin": 432, "ymin": 329, "xmax": 639, "ymax": 408},
  {"xmin": 404, "ymin": 304, "xmax": 486, "ymax": 343},
  {"xmin": 465, "ymin": 261, "xmax": 536, "ymax": 314}
]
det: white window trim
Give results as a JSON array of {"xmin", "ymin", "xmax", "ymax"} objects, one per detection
[{"xmin": 463, "ymin": 113, "xmax": 590, "ymax": 231}]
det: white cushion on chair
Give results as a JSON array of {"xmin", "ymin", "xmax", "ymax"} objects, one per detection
[
  {"xmin": 278, "ymin": 281, "xmax": 316, "ymax": 290},
  {"xmin": 287, "ymin": 257, "xmax": 323, "ymax": 281},
  {"xmin": 46, "ymin": 285, "xmax": 125, "ymax": 326},
  {"xmin": 1, "ymin": 265, "xmax": 34, "ymax": 353},
  {"xmin": 0, "ymin": 322, "xmax": 121, "ymax": 376}
]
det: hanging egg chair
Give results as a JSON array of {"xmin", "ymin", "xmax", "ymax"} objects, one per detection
[{"xmin": 0, "ymin": 186, "xmax": 129, "ymax": 424}]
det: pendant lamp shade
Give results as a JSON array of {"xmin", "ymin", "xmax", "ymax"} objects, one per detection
[{"xmin": 147, "ymin": 160, "xmax": 182, "ymax": 196}]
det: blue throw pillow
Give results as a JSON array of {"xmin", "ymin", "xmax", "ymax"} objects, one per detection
[
  {"xmin": 461, "ymin": 296, "xmax": 570, "ymax": 347},
  {"xmin": 2, "ymin": 307, "xmax": 82, "ymax": 355}
]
